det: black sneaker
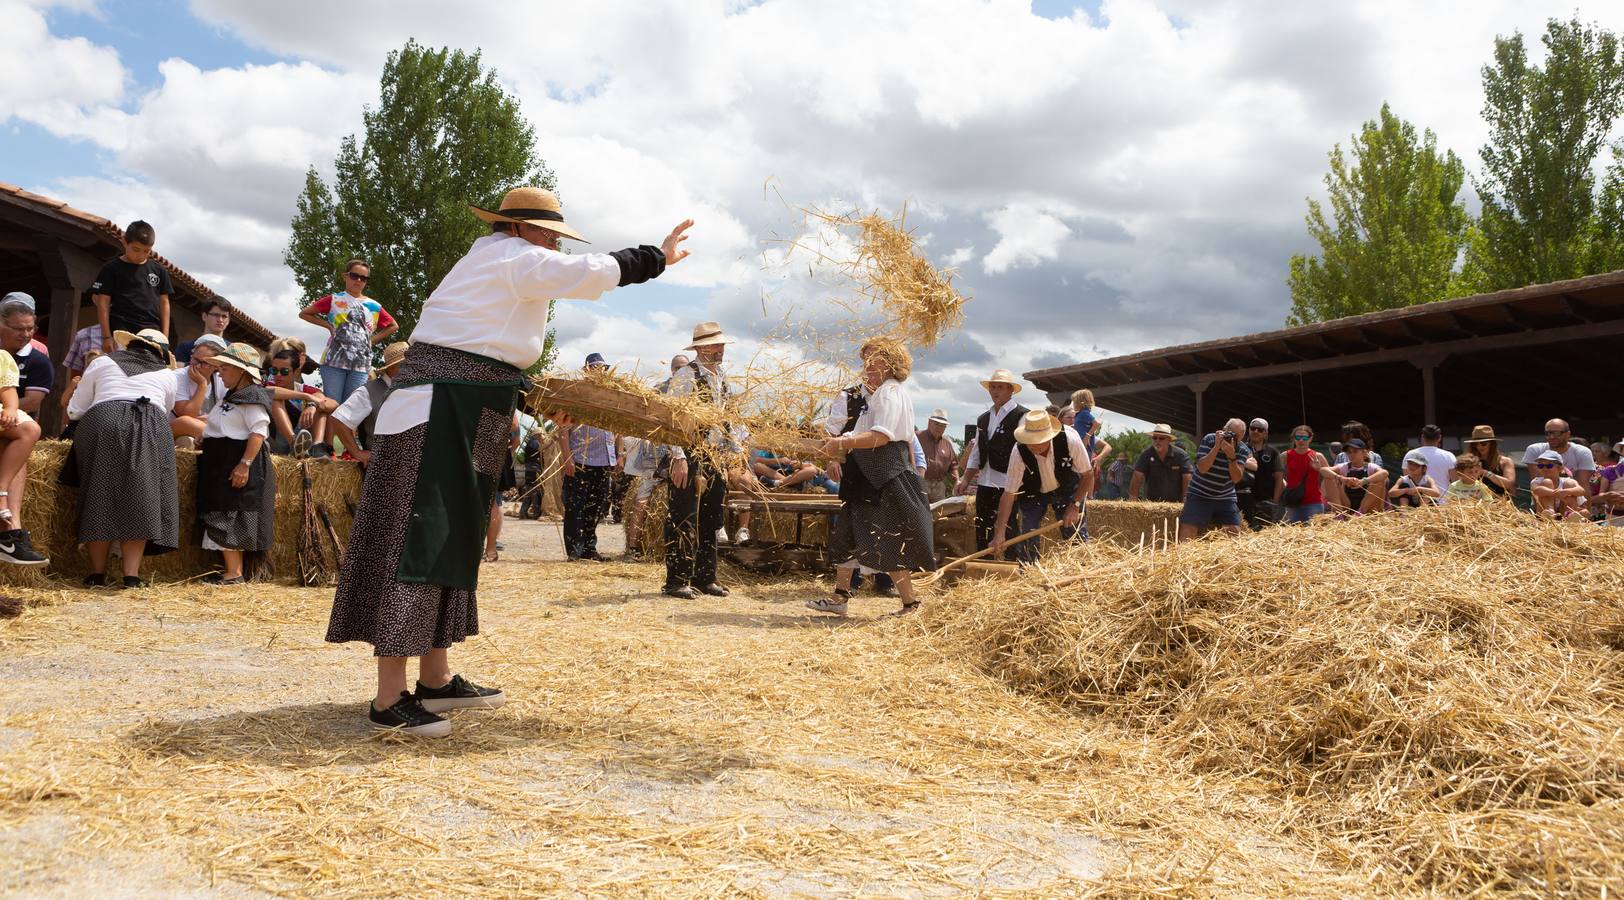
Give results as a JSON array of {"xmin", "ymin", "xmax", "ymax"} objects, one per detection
[
  {"xmin": 120, "ymin": 576, "xmax": 146, "ymax": 590},
  {"xmin": 414, "ymin": 674, "xmax": 506, "ymax": 713},
  {"xmin": 0, "ymin": 529, "xmax": 47, "ymax": 567},
  {"xmin": 369, "ymin": 691, "xmax": 451, "ymax": 736},
  {"xmin": 309, "ymin": 441, "xmax": 333, "ymax": 459},
  {"xmin": 83, "ymin": 572, "xmax": 107, "ymax": 587}
]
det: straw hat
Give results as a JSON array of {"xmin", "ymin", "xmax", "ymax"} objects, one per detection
[
  {"xmin": 1013, "ymin": 410, "xmax": 1063, "ymax": 445},
  {"xmin": 979, "ymin": 368, "xmax": 1023, "ymax": 393},
  {"xmin": 206, "ymin": 342, "xmax": 264, "ymax": 383},
  {"xmin": 469, "ymin": 186, "xmax": 588, "ymax": 243},
  {"xmin": 1150, "ymin": 423, "xmax": 1174, "ymax": 437},
  {"xmin": 113, "ymin": 328, "xmax": 174, "ymax": 365},
  {"xmin": 927, "ymin": 408, "xmax": 950, "ymax": 425},
  {"xmin": 1462, "ymin": 425, "xmax": 1498, "ymax": 445},
  {"xmin": 685, "ymin": 321, "xmax": 732, "ymax": 350},
  {"xmin": 380, "ymin": 341, "xmax": 410, "ymax": 371}
]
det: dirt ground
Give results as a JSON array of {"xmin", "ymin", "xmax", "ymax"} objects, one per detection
[{"xmin": 0, "ymin": 516, "xmax": 1348, "ymax": 897}]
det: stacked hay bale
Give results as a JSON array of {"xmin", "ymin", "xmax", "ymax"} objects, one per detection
[
  {"xmin": 5, "ymin": 441, "xmax": 361, "ymax": 585},
  {"xmin": 926, "ymin": 503, "xmax": 1624, "ymax": 893}
]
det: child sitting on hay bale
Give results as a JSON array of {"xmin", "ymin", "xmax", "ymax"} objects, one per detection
[
  {"xmin": 196, "ymin": 344, "xmax": 277, "ymax": 585},
  {"xmin": 1529, "ymin": 449, "xmax": 1588, "ymax": 520},
  {"xmin": 1387, "ymin": 450, "xmax": 1442, "ymax": 509},
  {"xmin": 0, "ymin": 346, "xmax": 46, "ymax": 565}
]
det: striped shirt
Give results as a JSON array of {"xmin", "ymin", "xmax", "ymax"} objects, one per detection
[{"xmin": 1187, "ymin": 432, "xmax": 1251, "ymax": 502}]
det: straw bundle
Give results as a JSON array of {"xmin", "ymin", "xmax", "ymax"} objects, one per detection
[
  {"xmin": 925, "ymin": 503, "xmax": 1624, "ymax": 893},
  {"xmin": 2, "ymin": 441, "xmax": 361, "ymax": 584},
  {"xmin": 805, "ymin": 208, "xmax": 968, "ymax": 349},
  {"xmin": 527, "ymin": 370, "xmax": 714, "ymax": 446}
]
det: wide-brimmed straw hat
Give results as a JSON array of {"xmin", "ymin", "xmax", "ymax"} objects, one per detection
[
  {"xmin": 469, "ymin": 186, "xmax": 589, "ymax": 243},
  {"xmin": 1462, "ymin": 425, "xmax": 1498, "ymax": 445},
  {"xmin": 980, "ymin": 368, "xmax": 1023, "ymax": 393},
  {"xmin": 1150, "ymin": 423, "xmax": 1174, "ymax": 437},
  {"xmin": 928, "ymin": 408, "xmax": 950, "ymax": 425},
  {"xmin": 380, "ymin": 341, "xmax": 410, "ymax": 371},
  {"xmin": 1014, "ymin": 410, "xmax": 1063, "ymax": 445},
  {"xmin": 685, "ymin": 321, "xmax": 732, "ymax": 351},
  {"xmin": 113, "ymin": 328, "xmax": 174, "ymax": 365},
  {"xmin": 206, "ymin": 342, "xmax": 264, "ymax": 383}
]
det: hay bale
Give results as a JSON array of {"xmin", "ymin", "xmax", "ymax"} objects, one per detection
[
  {"xmin": 927, "ymin": 504, "xmax": 1624, "ymax": 893},
  {"xmin": 4, "ymin": 441, "xmax": 361, "ymax": 585},
  {"xmin": 1084, "ymin": 500, "xmax": 1182, "ymax": 548}
]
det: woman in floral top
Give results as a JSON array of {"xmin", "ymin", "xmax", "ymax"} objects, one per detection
[{"xmin": 299, "ymin": 258, "xmax": 399, "ymax": 402}]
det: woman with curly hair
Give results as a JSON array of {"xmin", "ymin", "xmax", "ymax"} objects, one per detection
[{"xmin": 808, "ymin": 337, "xmax": 934, "ymax": 616}]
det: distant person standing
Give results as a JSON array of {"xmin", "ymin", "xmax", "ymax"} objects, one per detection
[
  {"xmin": 954, "ymin": 368, "xmax": 1029, "ymax": 550},
  {"xmin": 1103, "ymin": 452, "xmax": 1131, "ymax": 500},
  {"xmin": 1411, "ymin": 424, "xmax": 1457, "ymax": 502},
  {"xmin": 558, "ymin": 353, "xmax": 618, "ymax": 561},
  {"xmin": 1129, "ymin": 424, "xmax": 1191, "ymax": 502},
  {"xmin": 90, "ymin": 220, "xmax": 171, "ymax": 354},
  {"xmin": 916, "ymin": 408, "xmax": 958, "ymax": 503},
  {"xmin": 1236, "ymin": 417, "xmax": 1281, "ymax": 529},
  {"xmin": 299, "ymin": 259, "xmax": 399, "ymax": 403},
  {"xmin": 176, "ymin": 296, "xmax": 233, "ymax": 364}
]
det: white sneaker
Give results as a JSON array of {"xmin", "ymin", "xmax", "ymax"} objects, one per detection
[
  {"xmin": 805, "ymin": 596, "xmax": 848, "ymax": 615},
  {"xmin": 715, "ymin": 527, "xmax": 729, "ymax": 544},
  {"xmin": 736, "ymin": 527, "xmax": 750, "ymax": 544}
]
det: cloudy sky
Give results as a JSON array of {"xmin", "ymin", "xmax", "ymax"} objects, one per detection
[{"xmin": 6, "ymin": 0, "xmax": 1624, "ymax": 432}]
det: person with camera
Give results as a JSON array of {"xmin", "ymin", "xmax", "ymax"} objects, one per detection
[{"xmin": 1178, "ymin": 417, "xmax": 1252, "ymax": 542}]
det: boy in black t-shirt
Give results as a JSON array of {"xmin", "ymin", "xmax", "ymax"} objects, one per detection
[{"xmin": 89, "ymin": 220, "xmax": 171, "ymax": 355}]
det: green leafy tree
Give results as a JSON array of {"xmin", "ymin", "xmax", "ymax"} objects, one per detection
[
  {"xmin": 285, "ymin": 39, "xmax": 557, "ymax": 358},
  {"xmin": 1468, "ymin": 18, "xmax": 1624, "ymax": 290},
  {"xmin": 1287, "ymin": 104, "xmax": 1468, "ymax": 325}
]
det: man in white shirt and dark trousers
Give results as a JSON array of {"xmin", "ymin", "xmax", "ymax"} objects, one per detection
[
  {"xmin": 991, "ymin": 410, "xmax": 1092, "ymax": 563},
  {"xmin": 662, "ymin": 322, "xmax": 735, "ymax": 600},
  {"xmin": 1411, "ymin": 424, "xmax": 1457, "ymax": 502},
  {"xmin": 954, "ymin": 368, "xmax": 1029, "ymax": 550},
  {"xmin": 325, "ymin": 186, "xmax": 693, "ymax": 737}
]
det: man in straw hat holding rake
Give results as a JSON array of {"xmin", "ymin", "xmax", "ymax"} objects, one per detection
[
  {"xmin": 991, "ymin": 409, "xmax": 1091, "ymax": 564},
  {"xmin": 660, "ymin": 321, "xmax": 736, "ymax": 600},
  {"xmin": 326, "ymin": 186, "xmax": 693, "ymax": 737},
  {"xmin": 954, "ymin": 368, "xmax": 1029, "ymax": 551}
]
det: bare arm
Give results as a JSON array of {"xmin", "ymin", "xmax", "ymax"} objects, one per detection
[
  {"xmin": 298, "ymin": 306, "xmax": 332, "ymax": 332},
  {"xmin": 18, "ymin": 390, "xmax": 43, "ymax": 415},
  {"xmin": 1128, "ymin": 470, "xmax": 1144, "ymax": 501},
  {"xmin": 159, "ymin": 294, "xmax": 170, "ymax": 338},
  {"xmin": 371, "ymin": 322, "xmax": 399, "ymax": 344},
  {"xmin": 92, "ymin": 294, "xmax": 113, "ymax": 353}
]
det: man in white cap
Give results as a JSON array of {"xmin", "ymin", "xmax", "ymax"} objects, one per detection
[
  {"xmin": 661, "ymin": 321, "xmax": 735, "ymax": 600},
  {"xmin": 915, "ymin": 407, "xmax": 958, "ymax": 503},
  {"xmin": 991, "ymin": 410, "xmax": 1091, "ymax": 563},
  {"xmin": 326, "ymin": 185, "xmax": 693, "ymax": 737},
  {"xmin": 954, "ymin": 369, "xmax": 1029, "ymax": 550}
]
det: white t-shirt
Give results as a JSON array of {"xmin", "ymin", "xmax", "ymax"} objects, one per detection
[
  {"xmin": 1002, "ymin": 426, "xmax": 1091, "ymax": 496},
  {"xmin": 1412, "ymin": 445, "xmax": 1456, "ymax": 502},
  {"xmin": 332, "ymin": 376, "xmax": 389, "ymax": 431},
  {"xmin": 203, "ymin": 394, "xmax": 272, "ymax": 441},
  {"xmin": 67, "ymin": 355, "xmax": 179, "ymax": 420},
  {"xmin": 172, "ymin": 368, "xmax": 226, "ymax": 419},
  {"xmin": 1522, "ymin": 442, "xmax": 1596, "ymax": 474}
]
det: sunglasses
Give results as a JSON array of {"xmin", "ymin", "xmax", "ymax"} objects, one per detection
[
  {"xmin": 270, "ymin": 366, "xmax": 293, "ymax": 376},
  {"xmin": 1152, "ymin": 436, "xmax": 1171, "ymax": 441},
  {"xmin": 1535, "ymin": 463, "xmax": 1558, "ymax": 469},
  {"xmin": 346, "ymin": 271, "xmax": 370, "ymax": 282},
  {"xmin": 1291, "ymin": 434, "xmax": 1311, "ymax": 441},
  {"xmin": 1545, "ymin": 430, "xmax": 1567, "ymax": 436}
]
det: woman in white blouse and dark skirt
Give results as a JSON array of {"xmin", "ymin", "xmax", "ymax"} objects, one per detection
[
  {"xmin": 196, "ymin": 343, "xmax": 276, "ymax": 585},
  {"xmin": 64, "ymin": 328, "xmax": 181, "ymax": 589},
  {"xmin": 807, "ymin": 338, "xmax": 935, "ymax": 616}
]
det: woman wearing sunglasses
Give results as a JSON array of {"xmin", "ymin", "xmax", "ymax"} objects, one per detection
[
  {"xmin": 1279, "ymin": 425, "xmax": 1327, "ymax": 524},
  {"xmin": 298, "ymin": 259, "xmax": 399, "ymax": 404}
]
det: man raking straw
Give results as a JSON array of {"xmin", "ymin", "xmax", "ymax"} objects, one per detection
[{"xmin": 326, "ymin": 186, "xmax": 693, "ymax": 737}]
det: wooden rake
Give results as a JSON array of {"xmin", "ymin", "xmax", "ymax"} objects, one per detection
[{"xmin": 916, "ymin": 519, "xmax": 1066, "ymax": 587}]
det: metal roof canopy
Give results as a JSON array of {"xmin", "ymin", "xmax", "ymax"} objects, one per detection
[{"xmin": 1026, "ymin": 270, "xmax": 1624, "ymax": 442}]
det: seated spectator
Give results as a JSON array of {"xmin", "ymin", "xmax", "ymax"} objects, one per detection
[
  {"xmin": 0, "ymin": 346, "xmax": 46, "ymax": 565},
  {"xmin": 1529, "ymin": 450, "xmax": 1587, "ymax": 520},
  {"xmin": 329, "ymin": 341, "xmax": 409, "ymax": 463},
  {"xmin": 1321, "ymin": 438, "xmax": 1387, "ymax": 515},
  {"xmin": 1522, "ymin": 418, "xmax": 1596, "ymax": 494},
  {"xmin": 263, "ymin": 342, "xmax": 337, "ymax": 456},
  {"xmin": 0, "ymin": 296, "xmax": 50, "ymax": 549},
  {"xmin": 170, "ymin": 334, "xmax": 228, "ymax": 447},
  {"xmin": 1596, "ymin": 440, "xmax": 1624, "ymax": 525},
  {"xmin": 64, "ymin": 328, "xmax": 180, "ymax": 588},
  {"xmin": 196, "ymin": 344, "xmax": 276, "ymax": 584},
  {"xmin": 1445, "ymin": 453, "xmax": 1494, "ymax": 503},
  {"xmin": 1388, "ymin": 450, "xmax": 1442, "ymax": 509},
  {"xmin": 59, "ymin": 349, "xmax": 103, "ymax": 429},
  {"xmin": 1459, "ymin": 426, "xmax": 1516, "ymax": 501},
  {"xmin": 1333, "ymin": 421, "xmax": 1384, "ymax": 470},
  {"xmin": 752, "ymin": 447, "xmax": 822, "ymax": 490}
]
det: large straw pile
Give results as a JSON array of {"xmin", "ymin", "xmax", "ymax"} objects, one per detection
[
  {"xmin": 4, "ymin": 441, "xmax": 361, "ymax": 584},
  {"xmin": 924, "ymin": 503, "xmax": 1624, "ymax": 893}
]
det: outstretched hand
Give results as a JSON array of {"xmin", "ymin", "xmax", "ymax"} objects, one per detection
[{"xmin": 662, "ymin": 219, "xmax": 694, "ymax": 266}]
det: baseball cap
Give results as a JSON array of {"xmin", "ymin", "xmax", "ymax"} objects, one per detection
[
  {"xmin": 584, "ymin": 352, "xmax": 608, "ymax": 368},
  {"xmin": 1248, "ymin": 417, "xmax": 1268, "ymax": 431},
  {"xmin": 193, "ymin": 333, "xmax": 229, "ymax": 352},
  {"xmin": 1402, "ymin": 449, "xmax": 1428, "ymax": 467},
  {"xmin": 1345, "ymin": 438, "xmax": 1368, "ymax": 450},
  {"xmin": 1537, "ymin": 450, "xmax": 1563, "ymax": 464},
  {"xmin": 0, "ymin": 291, "xmax": 34, "ymax": 312}
]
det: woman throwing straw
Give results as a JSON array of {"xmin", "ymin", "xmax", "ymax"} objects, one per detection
[
  {"xmin": 327, "ymin": 186, "xmax": 693, "ymax": 736},
  {"xmin": 807, "ymin": 338, "xmax": 934, "ymax": 616}
]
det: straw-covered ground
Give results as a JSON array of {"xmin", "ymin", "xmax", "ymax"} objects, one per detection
[{"xmin": 3, "ymin": 505, "xmax": 1622, "ymax": 896}]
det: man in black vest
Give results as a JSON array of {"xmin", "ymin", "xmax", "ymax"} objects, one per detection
[
  {"xmin": 990, "ymin": 410, "xmax": 1092, "ymax": 563},
  {"xmin": 662, "ymin": 321, "xmax": 734, "ymax": 599},
  {"xmin": 954, "ymin": 368, "xmax": 1029, "ymax": 550},
  {"xmin": 329, "ymin": 341, "xmax": 410, "ymax": 463}
]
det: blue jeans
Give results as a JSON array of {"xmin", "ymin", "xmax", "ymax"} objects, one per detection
[
  {"xmin": 1012, "ymin": 493, "xmax": 1085, "ymax": 563},
  {"xmin": 319, "ymin": 364, "xmax": 368, "ymax": 402},
  {"xmin": 1284, "ymin": 502, "xmax": 1324, "ymax": 524}
]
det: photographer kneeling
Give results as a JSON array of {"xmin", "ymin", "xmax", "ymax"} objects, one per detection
[{"xmin": 1178, "ymin": 418, "xmax": 1253, "ymax": 542}]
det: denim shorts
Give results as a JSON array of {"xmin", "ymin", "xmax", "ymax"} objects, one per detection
[
  {"xmin": 1179, "ymin": 495, "xmax": 1242, "ymax": 528},
  {"xmin": 1284, "ymin": 502, "xmax": 1324, "ymax": 524}
]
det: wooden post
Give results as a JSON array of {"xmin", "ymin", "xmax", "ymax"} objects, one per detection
[
  {"xmin": 32, "ymin": 236, "xmax": 101, "ymax": 437},
  {"xmin": 1191, "ymin": 381, "xmax": 1209, "ymax": 437},
  {"xmin": 1410, "ymin": 353, "xmax": 1447, "ymax": 429}
]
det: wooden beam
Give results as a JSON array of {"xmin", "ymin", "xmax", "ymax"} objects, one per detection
[{"xmin": 1090, "ymin": 316, "xmax": 1624, "ymax": 399}]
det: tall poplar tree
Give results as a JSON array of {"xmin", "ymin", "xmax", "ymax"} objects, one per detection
[
  {"xmin": 284, "ymin": 40, "xmax": 556, "ymax": 361},
  {"xmin": 1287, "ymin": 104, "xmax": 1468, "ymax": 325},
  {"xmin": 1467, "ymin": 18, "xmax": 1624, "ymax": 290}
]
